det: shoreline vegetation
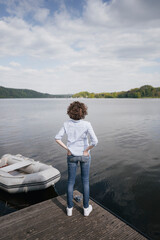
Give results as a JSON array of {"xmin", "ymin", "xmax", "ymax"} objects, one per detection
[
  {"xmin": 73, "ymin": 85, "xmax": 160, "ymax": 98},
  {"xmin": 0, "ymin": 86, "xmax": 72, "ymax": 98},
  {"xmin": 0, "ymin": 85, "xmax": 160, "ymax": 98}
]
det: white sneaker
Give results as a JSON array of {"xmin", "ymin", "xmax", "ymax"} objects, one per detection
[
  {"xmin": 83, "ymin": 205, "xmax": 92, "ymax": 216},
  {"xmin": 66, "ymin": 207, "xmax": 73, "ymax": 216}
]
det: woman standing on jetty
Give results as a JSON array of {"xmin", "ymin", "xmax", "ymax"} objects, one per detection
[{"xmin": 55, "ymin": 101, "xmax": 98, "ymax": 217}]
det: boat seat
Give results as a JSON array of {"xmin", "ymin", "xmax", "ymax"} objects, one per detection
[{"xmin": 1, "ymin": 161, "xmax": 32, "ymax": 173}]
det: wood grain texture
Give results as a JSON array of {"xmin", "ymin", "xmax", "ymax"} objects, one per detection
[{"xmin": 0, "ymin": 190, "xmax": 147, "ymax": 240}]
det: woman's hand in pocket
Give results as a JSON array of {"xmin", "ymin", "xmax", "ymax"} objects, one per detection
[
  {"xmin": 83, "ymin": 150, "xmax": 89, "ymax": 156},
  {"xmin": 67, "ymin": 149, "xmax": 72, "ymax": 155}
]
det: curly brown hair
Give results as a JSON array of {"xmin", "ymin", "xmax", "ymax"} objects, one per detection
[{"xmin": 67, "ymin": 101, "xmax": 88, "ymax": 120}]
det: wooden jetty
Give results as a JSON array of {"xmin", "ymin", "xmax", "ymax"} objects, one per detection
[{"xmin": 0, "ymin": 190, "xmax": 147, "ymax": 240}]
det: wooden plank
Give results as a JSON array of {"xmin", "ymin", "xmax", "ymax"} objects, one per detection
[
  {"xmin": 0, "ymin": 190, "xmax": 147, "ymax": 240},
  {"xmin": 1, "ymin": 161, "xmax": 32, "ymax": 173}
]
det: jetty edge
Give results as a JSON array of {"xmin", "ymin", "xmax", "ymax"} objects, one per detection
[{"xmin": 0, "ymin": 190, "xmax": 148, "ymax": 240}]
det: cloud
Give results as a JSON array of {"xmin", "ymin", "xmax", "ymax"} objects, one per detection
[
  {"xmin": 0, "ymin": 0, "xmax": 44, "ymax": 18},
  {"xmin": 9, "ymin": 61, "xmax": 21, "ymax": 67},
  {"xmin": 0, "ymin": 0, "xmax": 160, "ymax": 93},
  {"xmin": 0, "ymin": 65, "xmax": 12, "ymax": 71},
  {"xmin": 33, "ymin": 8, "xmax": 50, "ymax": 22},
  {"xmin": 108, "ymin": 0, "xmax": 160, "ymax": 24},
  {"xmin": 83, "ymin": 0, "xmax": 110, "ymax": 26}
]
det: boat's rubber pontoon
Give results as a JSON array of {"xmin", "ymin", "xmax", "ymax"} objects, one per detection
[{"xmin": 0, "ymin": 154, "xmax": 61, "ymax": 193}]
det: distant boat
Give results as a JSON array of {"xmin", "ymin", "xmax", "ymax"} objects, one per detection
[{"xmin": 0, "ymin": 154, "xmax": 61, "ymax": 193}]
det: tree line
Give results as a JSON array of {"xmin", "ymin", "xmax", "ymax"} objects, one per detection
[
  {"xmin": 0, "ymin": 86, "xmax": 72, "ymax": 98},
  {"xmin": 73, "ymin": 85, "xmax": 160, "ymax": 98},
  {"xmin": 1, "ymin": 85, "xmax": 160, "ymax": 99}
]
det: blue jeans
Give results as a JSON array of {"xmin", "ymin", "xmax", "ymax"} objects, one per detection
[{"xmin": 67, "ymin": 155, "xmax": 91, "ymax": 208}]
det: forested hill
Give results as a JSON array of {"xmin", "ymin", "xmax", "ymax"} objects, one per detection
[
  {"xmin": 1, "ymin": 85, "xmax": 160, "ymax": 99},
  {"xmin": 73, "ymin": 85, "xmax": 160, "ymax": 98},
  {"xmin": 0, "ymin": 86, "xmax": 72, "ymax": 98}
]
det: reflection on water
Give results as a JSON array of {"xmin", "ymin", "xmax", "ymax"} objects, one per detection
[
  {"xmin": 0, "ymin": 186, "xmax": 58, "ymax": 216},
  {"xmin": 0, "ymin": 98, "xmax": 160, "ymax": 240}
]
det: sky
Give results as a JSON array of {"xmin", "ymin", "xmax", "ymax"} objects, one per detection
[{"xmin": 0, "ymin": 0, "xmax": 160, "ymax": 94}]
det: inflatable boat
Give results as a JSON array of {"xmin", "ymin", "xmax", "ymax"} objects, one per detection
[{"xmin": 0, "ymin": 154, "xmax": 61, "ymax": 193}]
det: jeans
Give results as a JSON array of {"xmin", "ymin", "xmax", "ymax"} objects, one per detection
[{"xmin": 67, "ymin": 155, "xmax": 91, "ymax": 208}]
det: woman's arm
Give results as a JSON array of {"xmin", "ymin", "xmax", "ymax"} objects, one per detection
[
  {"xmin": 83, "ymin": 122, "xmax": 98, "ymax": 156},
  {"xmin": 55, "ymin": 139, "xmax": 68, "ymax": 150},
  {"xmin": 55, "ymin": 125, "xmax": 71, "ymax": 155},
  {"xmin": 83, "ymin": 145, "xmax": 94, "ymax": 156},
  {"xmin": 55, "ymin": 139, "xmax": 71, "ymax": 155},
  {"xmin": 87, "ymin": 122, "xmax": 98, "ymax": 146}
]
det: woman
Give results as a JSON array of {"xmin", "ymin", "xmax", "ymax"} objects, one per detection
[{"xmin": 55, "ymin": 101, "xmax": 98, "ymax": 217}]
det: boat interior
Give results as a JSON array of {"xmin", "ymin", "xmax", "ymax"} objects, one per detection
[{"xmin": 0, "ymin": 156, "xmax": 49, "ymax": 176}]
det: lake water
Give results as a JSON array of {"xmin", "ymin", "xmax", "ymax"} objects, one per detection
[{"xmin": 0, "ymin": 98, "xmax": 160, "ymax": 240}]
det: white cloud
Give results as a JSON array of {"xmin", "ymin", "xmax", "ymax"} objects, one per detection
[
  {"xmin": 0, "ymin": 0, "xmax": 160, "ymax": 93},
  {"xmin": 9, "ymin": 61, "xmax": 21, "ymax": 67},
  {"xmin": 33, "ymin": 8, "xmax": 50, "ymax": 22},
  {"xmin": 83, "ymin": 0, "xmax": 110, "ymax": 26},
  {"xmin": 0, "ymin": 0, "xmax": 44, "ymax": 18},
  {"xmin": 0, "ymin": 65, "xmax": 12, "ymax": 71}
]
